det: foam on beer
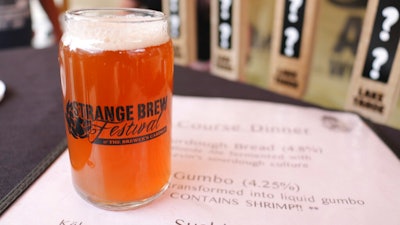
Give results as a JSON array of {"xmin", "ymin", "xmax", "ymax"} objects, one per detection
[{"xmin": 62, "ymin": 14, "xmax": 169, "ymax": 52}]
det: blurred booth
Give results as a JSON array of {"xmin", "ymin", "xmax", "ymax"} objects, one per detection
[
  {"xmin": 162, "ymin": 0, "xmax": 400, "ymax": 130},
  {"xmin": 32, "ymin": 0, "xmax": 400, "ymax": 130}
]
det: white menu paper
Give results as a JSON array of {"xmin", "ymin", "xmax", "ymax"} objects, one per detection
[{"xmin": 1, "ymin": 95, "xmax": 400, "ymax": 224}]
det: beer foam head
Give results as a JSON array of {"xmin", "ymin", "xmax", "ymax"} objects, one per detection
[{"xmin": 62, "ymin": 8, "xmax": 170, "ymax": 52}]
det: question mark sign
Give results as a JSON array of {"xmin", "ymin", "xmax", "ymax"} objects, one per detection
[
  {"xmin": 288, "ymin": 0, "xmax": 304, "ymax": 23},
  {"xmin": 220, "ymin": 0, "xmax": 232, "ymax": 20},
  {"xmin": 369, "ymin": 47, "xmax": 389, "ymax": 80},
  {"xmin": 380, "ymin": 6, "xmax": 399, "ymax": 42},
  {"xmin": 169, "ymin": 15, "xmax": 180, "ymax": 38},
  {"xmin": 219, "ymin": 23, "xmax": 232, "ymax": 49},
  {"xmin": 284, "ymin": 27, "xmax": 299, "ymax": 57}
]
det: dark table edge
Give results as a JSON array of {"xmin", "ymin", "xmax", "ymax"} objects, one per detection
[{"xmin": 0, "ymin": 138, "xmax": 67, "ymax": 216}]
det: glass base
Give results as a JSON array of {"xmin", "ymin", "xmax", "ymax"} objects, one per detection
[{"xmin": 74, "ymin": 182, "xmax": 170, "ymax": 211}]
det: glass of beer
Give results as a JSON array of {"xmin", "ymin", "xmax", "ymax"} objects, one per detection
[{"xmin": 58, "ymin": 8, "xmax": 174, "ymax": 210}]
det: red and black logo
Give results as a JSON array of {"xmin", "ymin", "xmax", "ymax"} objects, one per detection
[{"xmin": 65, "ymin": 96, "xmax": 169, "ymax": 145}]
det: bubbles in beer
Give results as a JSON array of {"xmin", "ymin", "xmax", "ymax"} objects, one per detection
[{"xmin": 62, "ymin": 13, "xmax": 169, "ymax": 52}]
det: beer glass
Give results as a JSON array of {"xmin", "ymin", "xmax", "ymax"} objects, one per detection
[{"xmin": 58, "ymin": 8, "xmax": 174, "ymax": 210}]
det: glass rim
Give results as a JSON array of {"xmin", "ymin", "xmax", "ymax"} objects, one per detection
[{"xmin": 65, "ymin": 8, "xmax": 167, "ymax": 23}]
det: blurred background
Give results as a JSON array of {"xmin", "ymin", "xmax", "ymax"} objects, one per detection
[
  {"xmin": 31, "ymin": 0, "xmax": 120, "ymax": 48},
  {"xmin": 28, "ymin": 0, "xmax": 400, "ymax": 130}
]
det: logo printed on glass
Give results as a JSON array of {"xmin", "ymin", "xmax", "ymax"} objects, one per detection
[{"xmin": 65, "ymin": 96, "xmax": 169, "ymax": 145}]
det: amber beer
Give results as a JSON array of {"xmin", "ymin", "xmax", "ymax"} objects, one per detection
[{"xmin": 58, "ymin": 9, "xmax": 174, "ymax": 210}]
